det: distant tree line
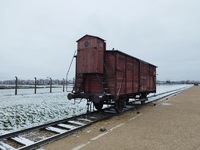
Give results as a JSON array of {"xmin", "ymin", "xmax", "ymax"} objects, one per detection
[{"xmin": 157, "ymin": 80, "xmax": 200, "ymax": 85}]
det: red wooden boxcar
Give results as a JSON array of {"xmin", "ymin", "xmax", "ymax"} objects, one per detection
[{"xmin": 68, "ymin": 35, "xmax": 157, "ymax": 112}]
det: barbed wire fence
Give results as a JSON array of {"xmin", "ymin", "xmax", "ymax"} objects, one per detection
[{"xmin": 0, "ymin": 76, "xmax": 74, "ymax": 96}]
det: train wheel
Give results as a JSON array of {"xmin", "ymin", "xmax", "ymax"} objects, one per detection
[
  {"xmin": 140, "ymin": 93, "xmax": 147, "ymax": 105},
  {"xmin": 115, "ymin": 99, "xmax": 125, "ymax": 113},
  {"xmin": 141, "ymin": 100, "xmax": 145, "ymax": 105},
  {"xmin": 94, "ymin": 102, "xmax": 103, "ymax": 111},
  {"xmin": 125, "ymin": 96, "xmax": 129, "ymax": 104}
]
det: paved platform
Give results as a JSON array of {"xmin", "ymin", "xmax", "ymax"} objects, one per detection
[{"xmin": 43, "ymin": 86, "xmax": 200, "ymax": 150}]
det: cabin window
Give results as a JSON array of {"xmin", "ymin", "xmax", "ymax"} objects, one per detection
[
  {"xmin": 84, "ymin": 41, "xmax": 90, "ymax": 48},
  {"xmin": 99, "ymin": 42, "xmax": 103, "ymax": 47}
]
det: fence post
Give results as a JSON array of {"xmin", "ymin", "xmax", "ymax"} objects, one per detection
[
  {"xmin": 50, "ymin": 78, "xmax": 52, "ymax": 93},
  {"xmin": 63, "ymin": 78, "xmax": 65, "ymax": 92},
  {"xmin": 34, "ymin": 77, "xmax": 37, "ymax": 94},
  {"xmin": 15, "ymin": 76, "xmax": 18, "ymax": 95}
]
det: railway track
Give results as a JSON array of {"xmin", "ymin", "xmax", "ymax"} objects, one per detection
[{"xmin": 0, "ymin": 86, "xmax": 189, "ymax": 150}]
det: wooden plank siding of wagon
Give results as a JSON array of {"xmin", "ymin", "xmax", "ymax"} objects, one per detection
[
  {"xmin": 125, "ymin": 55, "xmax": 134, "ymax": 94},
  {"xmin": 106, "ymin": 51, "xmax": 133, "ymax": 99},
  {"xmin": 149, "ymin": 64, "xmax": 156, "ymax": 92},
  {"xmin": 133, "ymin": 59, "xmax": 140, "ymax": 94},
  {"xmin": 139, "ymin": 61, "xmax": 149, "ymax": 92},
  {"xmin": 77, "ymin": 49, "xmax": 104, "ymax": 74},
  {"xmin": 116, "ymin": 52, "xmax": 126, "ymax": 97},
  {"xmin": 84, "ymin": 74, "xmax": 103, "ymax": 93},
  {"xmin": 105, "ymin": 50, "xmax": 156, "ymax": 99},
  {"xmin": 104, "ymin": 52, "xmax": 116, "ymax": 97}
]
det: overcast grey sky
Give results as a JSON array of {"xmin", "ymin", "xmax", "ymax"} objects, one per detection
[{"xmin": 0, "ymin": 0, "xmax": 200, "ymax": 81}]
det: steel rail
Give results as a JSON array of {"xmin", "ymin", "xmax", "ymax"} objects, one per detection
[
  {"xmin": 0, "ymin": 109, "xmax": 117, "ymax": 150},
  {"xmin": 0, "ymin": 111, "xmax": 101, "ymax": 141},
  {"xmin": 18, "ymin": 112, "xmax": 115, "ymax": 150}
]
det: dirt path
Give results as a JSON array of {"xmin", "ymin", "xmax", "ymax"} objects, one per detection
[{"xmin": 43, "ymin": 86, "xmax": 200, "ymax": 150}]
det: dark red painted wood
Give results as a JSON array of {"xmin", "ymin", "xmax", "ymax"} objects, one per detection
[
  {"xmin": 73, "ymin": 35, "xmax": 156, "ymax": 101},
  {"xmin": 76, "ymin": 35, "xmax": 106, "ymax": 74},
  {"xmin": 104, "ymin": 51, "xmax": 156, "ymax": 100}
]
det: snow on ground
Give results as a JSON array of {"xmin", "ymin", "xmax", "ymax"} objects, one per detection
[
  {"xmin": 0, "ymin": 84, "xmax": 192, "ymax": 135},
  {"xmin": 0, "ymin": 87, "xmax": 87, "ymax": 135}
]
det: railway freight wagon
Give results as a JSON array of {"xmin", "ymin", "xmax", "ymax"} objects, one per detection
[{"xmin": 68, "ymin": 35, "xmax": 157, "ymax": 112}]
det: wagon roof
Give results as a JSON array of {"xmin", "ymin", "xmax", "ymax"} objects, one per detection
[
  {"xmin": 106, "ymin": 50, "xmax": 157, "ymax": 67},
  {"xmin": 76, "ymin": 34, "xmax": 105, "ymax": 42}
]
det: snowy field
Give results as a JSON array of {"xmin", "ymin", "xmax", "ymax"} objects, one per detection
[{"xmin": 0, "ymin": 84, "xmax": 192, "ymax": 135}]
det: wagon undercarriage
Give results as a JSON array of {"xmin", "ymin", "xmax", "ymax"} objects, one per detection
[{"xmin": 68, "ymin": 91, "xmax": 150, "ymax": 112}]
